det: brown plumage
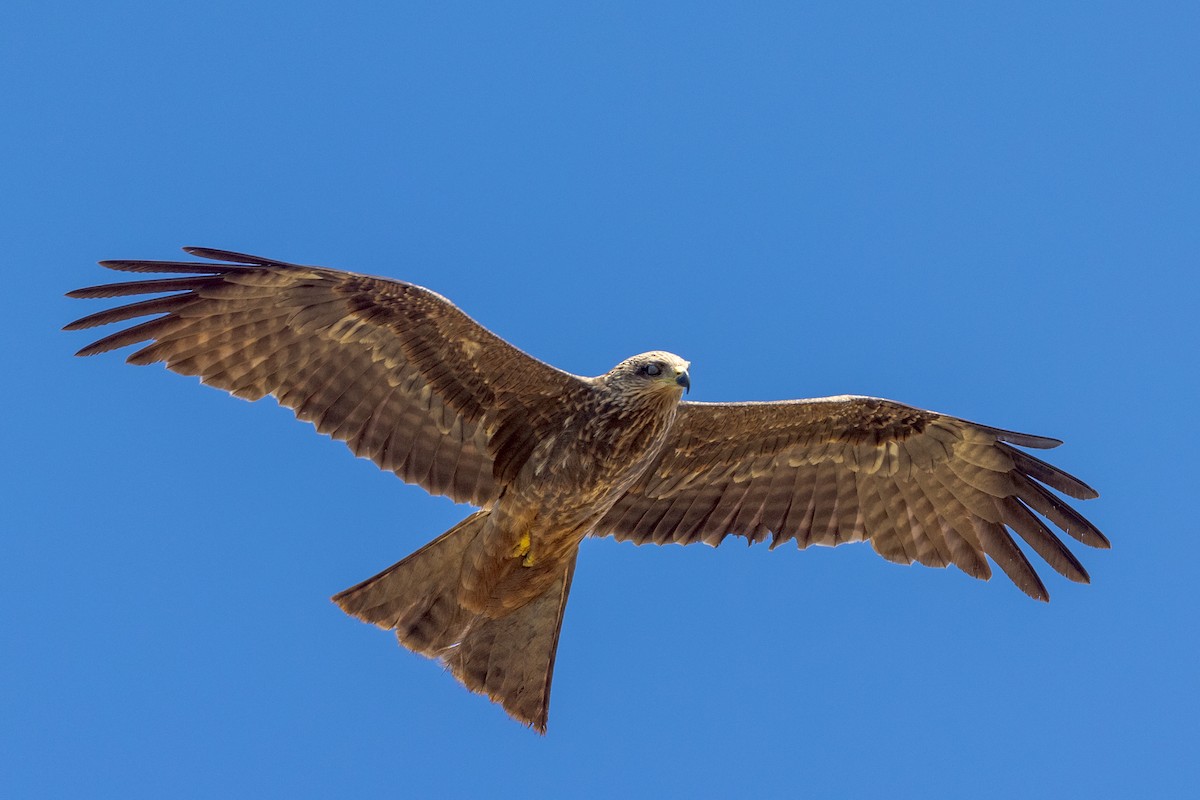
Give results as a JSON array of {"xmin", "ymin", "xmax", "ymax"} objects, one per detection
[{"xmin": 66, "ymin": 247, "xmax": 1107, "ymax": 733}]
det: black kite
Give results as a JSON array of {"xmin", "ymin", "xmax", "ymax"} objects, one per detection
[{"xmin": 66, "ymin": 248, "xmax": 1107, "ymax": 732}]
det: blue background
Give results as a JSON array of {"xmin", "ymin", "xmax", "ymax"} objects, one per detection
[{"xmin": 4, "ymin": 2, "xmax": 1197, "ymax": 797}]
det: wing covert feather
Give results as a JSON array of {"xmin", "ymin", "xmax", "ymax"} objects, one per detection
[
  {"xmin": 66, "ymin": 248, "xmax": 589, "ymax": 505},
  {"xmin": 595, "ymin": 397, "xmax": 1105, "ymax": 600}
]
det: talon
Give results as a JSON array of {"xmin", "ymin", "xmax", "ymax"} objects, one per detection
[{"xmin": 510, "ymin": 531, "xmax": 532, "ymax": 561}]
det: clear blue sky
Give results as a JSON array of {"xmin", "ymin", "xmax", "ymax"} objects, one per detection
[{"xmin": 4, "ymin": 2, "xmax": 1197, "ymax": 797}]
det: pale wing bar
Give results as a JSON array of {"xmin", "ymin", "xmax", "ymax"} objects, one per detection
[{"xmin": 596, "ymin": 398, "xmax": 1106, "ymax": 601}]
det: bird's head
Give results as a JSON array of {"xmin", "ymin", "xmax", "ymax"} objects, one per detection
[{"xmin": 605, "ymin": 351, "xmax": 691, "ymax": 397}]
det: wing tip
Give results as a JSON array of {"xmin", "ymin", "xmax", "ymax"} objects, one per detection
[
  {"xmin": 180, "ymin": 246, "xmax": 254, "ymax": 263},
  {"xmin": 1020, "ymin": 576, "xmax": 1051, "ymax": 603},
  {"xmin": 73, "ymin": 341, "xmax": 108, "ymax": 358},
  {"xmin": 181, "ymin": 246, "xmax": 297, "ymax": 267},
  {"xmin": 181, "ymin": 246, "xmax": 224, "ymax": 259},
  {"xmin": 997, "ymin": 430, "xmax": 1063, "ymax": 449}
]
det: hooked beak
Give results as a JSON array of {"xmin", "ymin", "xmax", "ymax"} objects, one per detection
[{"xmin": 675, "ymin": 370, "xmax": 690, "ymax": 394}]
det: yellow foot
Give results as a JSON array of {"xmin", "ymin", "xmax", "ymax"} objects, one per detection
[{"xmin": 509, "ymin": 531, "xmax": 534, "ymax": 565}]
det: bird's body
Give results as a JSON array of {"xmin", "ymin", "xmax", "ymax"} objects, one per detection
[
  {"xmin": 66, "ymin": 248, "xmax": 1107, "ymax": 733},
  {"xmin": 446, "ymin": 352, "xmax": 690, "ymax": 616}
]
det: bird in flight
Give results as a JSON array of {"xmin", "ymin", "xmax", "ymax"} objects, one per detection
[{"xmin": 66, "ymin": 247, "xmax": 1107, "ymax": 733}]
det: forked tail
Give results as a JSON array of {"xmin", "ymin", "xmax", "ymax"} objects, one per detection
[{"xmin": 332, "ymin": 510, "xmax": 578, "ymax": 733}]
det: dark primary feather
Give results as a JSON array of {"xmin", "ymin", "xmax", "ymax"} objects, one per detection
[
  {"xmin": 596, "ymin": 397, "xmax": 1106, "ymax": 601},
  {"xmin": 65, "ymin": 248, "xmax": 591, "ymax": 507}
]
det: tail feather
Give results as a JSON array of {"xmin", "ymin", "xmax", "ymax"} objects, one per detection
[
  {"xmin": 446, "ymin": 553, "xmax": 577, "ymax": 733},
  {"xmin": 333, "ymin": 511, "xmax": 485, "ymax": 657},
  {"xmin": 332, "ymin": 510, "xmax": 577, "ymax": 733}
]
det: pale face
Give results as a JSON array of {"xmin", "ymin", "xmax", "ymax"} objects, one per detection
[{"xmin": 608, "ymin": 351, "xmax": 691, "ymax": 395}]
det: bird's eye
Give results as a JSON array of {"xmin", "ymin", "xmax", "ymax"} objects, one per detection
[{"xmin": 644, "ymin": 363, "xmax": 662, "ymax": 377}]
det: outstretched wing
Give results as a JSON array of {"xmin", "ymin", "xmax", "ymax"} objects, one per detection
[
  {"xmin": 66, "ymin": 247, "xmax": 589, "ymax": 505},
  {"xmin": 594, "ymin": 396, "xmax": 1107, "ymax": 600}
]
